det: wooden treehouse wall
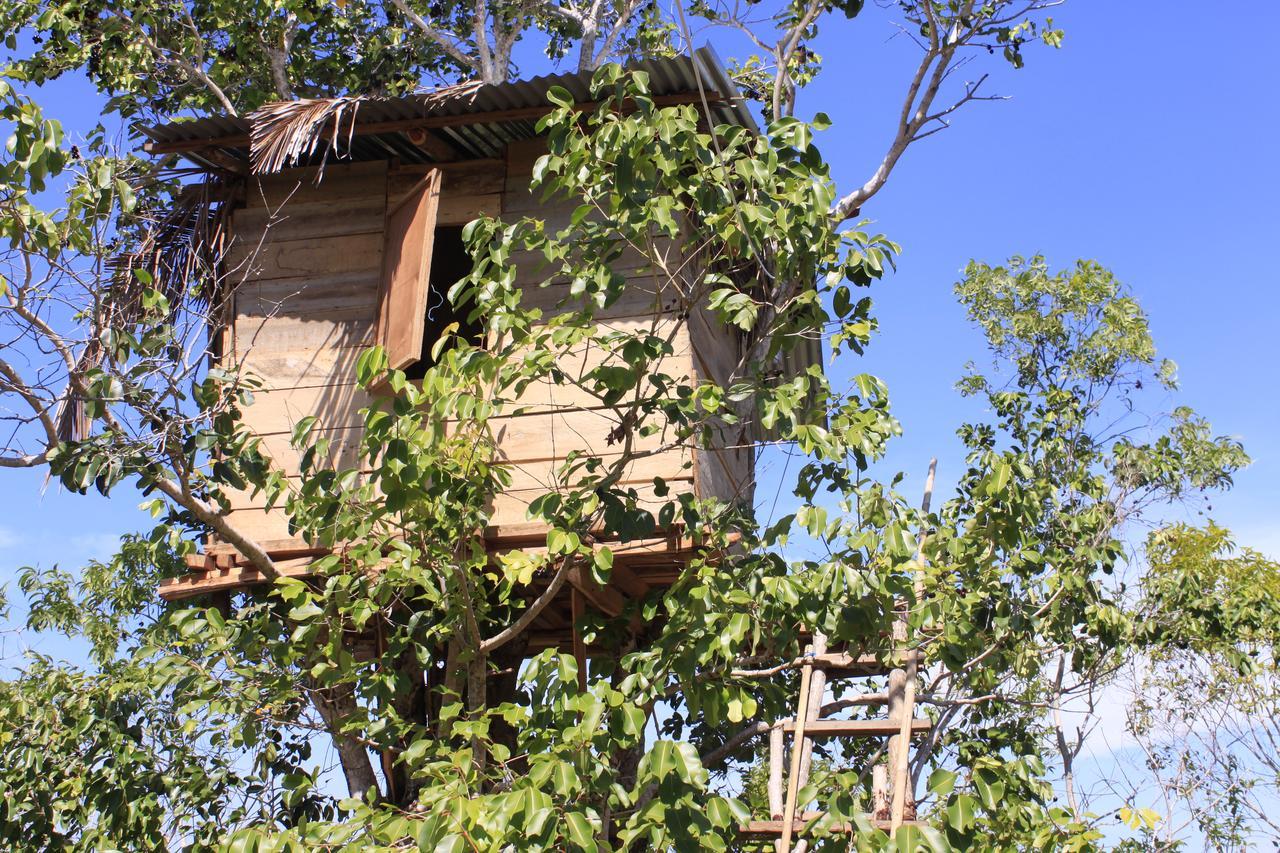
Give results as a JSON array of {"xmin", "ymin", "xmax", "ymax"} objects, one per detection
[{"xmin": 218, "ymin": 140, "xmax": 753, "ymax": 550}]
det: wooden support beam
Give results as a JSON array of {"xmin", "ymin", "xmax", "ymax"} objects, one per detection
[
  {"xmin": 143, "ymin": 93, "xmax": 726, "ymax": 156},
  {"xmin": 403, "ymin": 128, "xmax": 459, "ymax": 161},
  {"xmin": 166, "ymin": 530, "xmax": 691, "ymax": 603},
  {"xmin": 607, "ymin": 559, "xmax": 649, "ymax": 600},
  {"xmin": 565, "ymin": 564, "xmax": 626, "ymax": 618}
]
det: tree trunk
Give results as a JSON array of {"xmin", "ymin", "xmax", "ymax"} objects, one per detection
[{"xmin": 309, "ymin": 682, "xmax": 380, "ymax": 800}]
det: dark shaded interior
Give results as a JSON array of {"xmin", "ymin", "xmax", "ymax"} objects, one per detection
[{"xmin": 405, "ymin": 225, "xmax": 483, "ymax": 379}]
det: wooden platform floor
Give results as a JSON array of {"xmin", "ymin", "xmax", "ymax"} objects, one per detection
[{"xmin": 158, "ymin": 531, "xmax": 706, "ymax": 649}]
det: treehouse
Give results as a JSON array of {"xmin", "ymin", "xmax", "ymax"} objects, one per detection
[
  {"xmin": 141, "ymin": 50, "xmax": 936, "ymax": 837},
  {"xmin": 148, "ymin": 48, "xmax": 815, "ymax": 642}
]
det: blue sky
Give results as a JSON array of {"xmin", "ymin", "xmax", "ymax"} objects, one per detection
[
  {"xmin": 0, "ymin": 2, "xmax": 1275, "ymax": 840},
  {"xmin": 802, "ymin": 2, "xmax": 1279, "ymax": 553}
]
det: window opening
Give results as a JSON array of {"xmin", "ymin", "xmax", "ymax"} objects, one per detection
[{"xmin": 404, "ymin": 225, "xmax": 482, "ymax": 380}]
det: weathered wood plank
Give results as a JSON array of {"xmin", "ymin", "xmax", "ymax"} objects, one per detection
[
  {"xmin": 689, "ymin": 300, "xmax": 742, "ymax": 387},
  {"xmin": 240, "ymin": 385, "xmax": 371, "ymax": 434},
  {"xmin": 234, "ymin": 347, "xmax": 368, "ymax": 390},
  {"xmin": 227, "ymin": 231, "xmax": 384, "ymax": 282},
  {"xmin": 377, "ymin": 171, "xmax": 441, "ymax": 370},
  {"xmin": 233, "ymin": 270, "xmax": 380, "ymax": 319},
  {"xmin": 233, "ymin": 315, "xmax": 375, "ymax": 356},
  {"xmin": 236, "ymin": 425, "xmax": 689, "ymax": 489},
  {"xmin": 390, "ymin": 160, "xmax": 505, "ymax": 200},
  {"xmin": 505, "ymin": 137, "xmax": 547, "ymax": 180},
  {"xmin": 694, "ymin": 443, "xmax": 754, "ymax": 505},
  {"xmin": 233, "ymin": 195, "xmax": 385, "ymax": 243},
  {"xmin": 244, "ymin": 160, "xmax": 388, "ymax": 209},
  {"xmin": 779, "ymin": 719, "xmax": 932, "ymax": 736}
]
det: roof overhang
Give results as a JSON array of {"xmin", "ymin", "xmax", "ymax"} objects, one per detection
[{"xmin": 139, "ymin": 46, "xmax": 756, "ymax": 174}]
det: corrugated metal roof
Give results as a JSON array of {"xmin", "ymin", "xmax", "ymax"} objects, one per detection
[{"xmin": 139, "ymin": 46, "xmax": 757, "ymax": 170}]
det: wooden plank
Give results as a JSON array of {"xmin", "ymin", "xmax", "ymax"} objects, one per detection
[
  {"xmin": 239, "ymin": 401, "xmax": 692, "ymax": 472},
  {"xmin": 234, "ymin": 315, "xmax": 375, "ymax": 357},
  {"xmin": 812, "ymin": 651, "xmax": 925, "ymax": 677},
  {"xmin": 377, "ymin": 170, "xmax": 442, "ymax": 370},
  {"xmin": 506, "ymin": 137, "xmax": 548, "ymax": 179},
  {"xmin": 243, "ymin": 160, "xmax": 388, "ymax": 209},
  {"xmin": 225, "ymin": 445, "xmax": 696, "ymax": 504},
  {"xmin": 233, "ymin": 270, "xmax": 380, "ymax": 319},
  {"xmin": 256, "ymin": 428, "xmax": 366, "ymax": 474},
  {"xmin": 487, "ymin": 406, "xmax": 678, "ymax": 466},
  {"xmin": 779, "ymin": 719, "xmax": 932, "ymax": 737},
  {"xmin": 240, "ymin": 385, "xmax": 372, "ymax": 434},
  {"xmin": 391, "ymin": 159, "xmax": 505, "ymax": 197},
  {"xmin": 693, "ymin": 443, "xmax": 753, "ymax": 505},
  {"xmin": 689, "ymin": 300, "xmax": 742, "ymax": 387},
  {"xmin": 516, "ymin": 269, "xmax": 682, "ymax": 316},
  {"xmin": 233, "ymin": 194, "xmax": 385, "ymax": 243},
  {"xmin": 498, "ymin": 450, "xmax": 691, "ymax": 492},
  {"xmin": 217, "ymin": 506, "xmax": 297, "ymax": 542},
  {"xmin": 436, "ymin": 192, "xmax": 501, "ymax": 227},
  {"xmin": 234, "ymin": 347, "xmax": 368, "ymax": 390},
  {"xmin": 227, "ymin": 230, "xmax": 384, "ymax": 282}
]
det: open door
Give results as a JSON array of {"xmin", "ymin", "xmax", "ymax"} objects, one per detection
[{"xmin": 376, "ymin": 169, "xmax": 443, "ymax": 370}]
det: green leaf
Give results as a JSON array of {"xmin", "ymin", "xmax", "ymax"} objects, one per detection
[{"xmin": 563, "ymin": 812, "xmax": 597, "ymax": 851}]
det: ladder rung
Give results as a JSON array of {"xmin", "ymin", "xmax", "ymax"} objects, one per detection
[
  {"xmin": 781, "ymin": 718, "xmax": 931, "ymax": 736},
  {"xmin": 739, "ymin": 817, "xmax": 924, "ymax": 836},
  {"xmin": 812, "ymin": 651, "xmax": 925, "ymax": 677}
]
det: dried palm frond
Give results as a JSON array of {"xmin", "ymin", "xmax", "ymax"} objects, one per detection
[
  {"xmin": 56, "ymin": 179, "xmax": 236, "ymax": 443},
  {"xmin": 113, "ymin": 178, "xmax": 237, "ymax": 308},
  {"xmin": 414, "ymin": 79, "xmax": 484, "ymax": 109},
  {"xmin": 250, "ymin": 96, "xmax": 364, "ymax": 175}
]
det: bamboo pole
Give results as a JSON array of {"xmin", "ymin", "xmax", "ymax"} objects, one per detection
[
  {"xmin": 890, "ymin": 458, "xmax": 937, "ymax": 834},
  {"xmin": 779, "ymin": 646, "xmax": 815, "ymax": 853}
]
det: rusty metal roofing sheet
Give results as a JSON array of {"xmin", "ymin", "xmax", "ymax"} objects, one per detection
[{"xmin": 138, "ymin": 46, "xmax": 757, "ymax": 167}]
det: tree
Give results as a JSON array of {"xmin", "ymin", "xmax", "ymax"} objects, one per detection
[
  {"xmin": 0, "ymin": 2, "xmax": 1264, "ymax": 850},
  {"xmin": 1108, "ymin": 523, "xmax": 1280, "ymax": 849}
]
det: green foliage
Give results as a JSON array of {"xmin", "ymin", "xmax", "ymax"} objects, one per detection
[
  {"xmin": 1, "ymin": 0, "xmax": 454, "ymax": 118},
  {"xmin": 1138, "ymin": 523, "xmax": 1280, "ymax": 665},
  {"xmin": 0, "ymin": 28, "xmax": 1259, "ymax": 853}
]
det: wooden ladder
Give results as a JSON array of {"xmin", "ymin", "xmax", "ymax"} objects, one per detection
[
  {"xmin": 739, "ymin": 636, "xmax": 928, "ymax": 850},
  {"xmin": 742, "ymin": 462, "xmax": 938, "ymax": 850}
]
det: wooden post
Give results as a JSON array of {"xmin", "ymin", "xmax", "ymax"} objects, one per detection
[
  {"xmin": 779, "ymin": 646, "xmax": 814, "ymax": 853},
  {"xmin": 872, "ymin": 763, "xmax": 890, "ymax": 821},
  {"xmin": 795, "ymin": 632, "xmax": 828, "ymax": 786},
  {"xmin": 768, "ymin": 722, "xmax": 785, "ymax": 819},
  {"xmin": 890, "ymin": 459, "xmax": 937, "ymax": 834}
]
